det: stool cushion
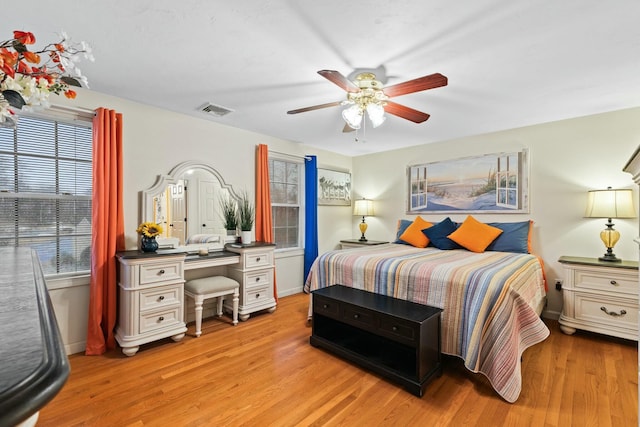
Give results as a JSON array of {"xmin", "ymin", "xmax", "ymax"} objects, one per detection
[{"xmin": 185, "ymin": 276, "xmax": 239, "ymax": 295}]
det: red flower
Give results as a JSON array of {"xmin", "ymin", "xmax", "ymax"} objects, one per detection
[
  {"xmin": 17, "ymin": 60, "xmax": 32, "ymax": 74},
  {"xmin": 0, "ymin": 62, "xmax": 15, "ymax": 78},
  {"xmin": 23, "ymin": 51, "xmax": 40, "ymax": 64},
  {"xmin": 13, "ymin": 31, "xmax": 35, "ymax": 45},
  {"xmin": 64, "ymin": 89, "xmax": 77, "ymax": 99},
  {"xmin": 54, "ymin": 43, "xmax": 65, "ymax": 52},
  {"xmin": 0, "ymin": 48, "xmax": 18, "ymax": 67}
]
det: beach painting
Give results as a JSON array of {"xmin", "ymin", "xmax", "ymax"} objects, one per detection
[
  {"xmin": 407, "ymin": 149, "xmax": 529, "ymax": 214},
  {"xmin": 318, "ymin": 167, "xmax": 351, "ymax": 206}
]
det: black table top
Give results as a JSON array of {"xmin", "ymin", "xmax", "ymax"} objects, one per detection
[{"xmin": 0, "ymin": 248, "xmax": 69, "ymax": 427}]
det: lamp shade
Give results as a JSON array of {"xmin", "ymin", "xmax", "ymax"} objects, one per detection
[
  {"xmin": 342, "ymin": 105, "xmax": 363, "ymax": 129},
  {"xmin": 353, "ymin": 199, "xmax": 375, "ymax": 216},
  {"xmin": 366, "ymin": 103, "xmax": 386, "ymax": 128},
  {"xmin": 585, "ymin": 188, "xmax": 636, "ymax": 219}
]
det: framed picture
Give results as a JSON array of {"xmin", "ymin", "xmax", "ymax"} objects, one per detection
[
  {"xmin": 407, "ymin": 149, "xmax": 529, "ymax": 214},
  {"xmin": 318, "ymin": 167, "xmax": 352, "ymax": 206}
]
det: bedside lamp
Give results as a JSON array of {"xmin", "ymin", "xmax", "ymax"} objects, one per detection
[
  {"xmin": 584, "ymin": 187, "xmax": 636, "ymax": 262},
  {"xmin": 353, "ymin": 199, "xmax": 375, "ymax": 242}
]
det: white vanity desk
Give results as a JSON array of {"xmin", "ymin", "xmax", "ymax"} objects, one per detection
[{"xmin": 115, "ymin": 242, "xmax": 276, "ymax": 356}]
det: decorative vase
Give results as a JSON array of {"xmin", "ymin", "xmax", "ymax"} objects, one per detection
[
  {"xmin": 240, "ymin": 230, "xmax": 252, "ymax": 245},
  {"xmin": 141, "ymin": 235, "xmax": 159, "ymax": 253}
]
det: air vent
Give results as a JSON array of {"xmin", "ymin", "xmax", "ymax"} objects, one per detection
[{"xmin": 198, "ymin": 102, "xmax": 234, "ymax": 117}]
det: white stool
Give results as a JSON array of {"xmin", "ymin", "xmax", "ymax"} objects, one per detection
[{"xmin": 184, "ymin": 276, "xmax": 239, "ymax": 337}]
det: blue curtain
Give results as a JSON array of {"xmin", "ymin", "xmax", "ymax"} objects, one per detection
[{"xmin": 304, "ymin": 155, "xmax": 318, "ymax": 281}]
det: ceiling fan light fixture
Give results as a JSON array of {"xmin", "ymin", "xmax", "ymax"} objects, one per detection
[
  {"xmin": 366, "ymin": 103, "xmax": 386, "ymax": 128},
  {"xmin": 342, "ymin": 105, "xmax": 363, "ymax": 129}
]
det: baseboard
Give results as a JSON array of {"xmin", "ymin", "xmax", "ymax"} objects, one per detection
[
  {"xmin": 277, "ymin": 287, "xmax": 303, "ymax": 298},
  {"xmin": 66, "ymin": 341, "xmax": 86, "ymax": 356},
  {"xmin": 542, "ymin": 309, "xmax": 560, "ymax": 320}
]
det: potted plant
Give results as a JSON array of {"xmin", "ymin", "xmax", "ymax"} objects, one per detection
[
  {"xmin": 219, "ymin": 194, "xmax": 238, "ymax": 236},
  {"xmin": 238, "ymin": 191, "xmax": 255, "ymax": 244}
]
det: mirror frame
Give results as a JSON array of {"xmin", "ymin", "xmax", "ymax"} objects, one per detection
[{"xmin": 141, "ymin": 160, "xmax": 242, "ymax": 227}]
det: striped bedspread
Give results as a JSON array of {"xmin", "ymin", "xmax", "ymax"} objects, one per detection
[{"xmin": 304, "ymin": 243, "xmax": 549, "ymax": 403}]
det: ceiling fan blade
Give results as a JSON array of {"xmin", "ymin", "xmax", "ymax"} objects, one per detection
[
  {"xmin": 287, "ymin": 101, "xmax": 342, "ymax": 114},
  {"xmin": 318, "ymin": 70, "xmax": 360, "ymax": 93},
  {"xmin": 383, "ymin": 73, "xmax": 448, "ymax": 98},
  {"xmin": 342, "ymin": 123, "xmax": 356, "ymax": 133},
  {"xmin": 384, "ymin": 101, "xmax": 430, "ymax": 123}
]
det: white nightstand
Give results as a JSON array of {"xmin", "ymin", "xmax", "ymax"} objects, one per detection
[
  {"xmin": 340, "ymin": 239, "xmax": 388, "ymax": 249},
  {"xmin": 558, "ymin": 256, "xmax": 638, "ymax": 341}
]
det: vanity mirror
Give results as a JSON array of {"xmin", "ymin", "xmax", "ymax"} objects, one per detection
[{"xmin": 141, "ymin": 161, "xmax": 241, "ymax": 247}]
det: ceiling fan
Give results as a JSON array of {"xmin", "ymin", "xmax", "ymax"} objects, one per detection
[{"xmin": 287, "ymin": 70, "xmax": 448, "ymax": 132}]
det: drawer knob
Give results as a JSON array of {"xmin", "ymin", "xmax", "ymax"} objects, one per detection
[
  {"xmin": 158, "ymin": 295, "xmax": 165, "ymax": 301},
  {"xmin": 392, "ymin": 326, "xmax": 398, "ymax": 332},
  {"xmin": 256, "ymin": 257, "xmax": 261, "ymax": 262},
  {"xmin": 159, "ymin": 269, "xmax": 165, "ymax": 275},
  {"xmin": 600, "ymin": 306, "xmax": 627, "ymax": 317},
  {"xmin": 610, "ymin": 280, "xmax": 618, "ymax": 286},
  {"xmin": 255, "ymin": 277, "xmax": 260, "ymax": 282},
  {"xmin": 256, "ymin": 293, "xmax": 260, "ymax": 298},
  {"xmin": 323, "ymin": 304, "xmax": 329, "ymax": 309},
  {"xmin": 353, "ymin": 314, "xmax": 359, "ymax": 319},
  {"xmin": 158, "ymin": 316, "xmax": 165, "ymax": 321}
]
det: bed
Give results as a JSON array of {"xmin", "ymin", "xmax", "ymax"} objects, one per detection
[{"xmin": 304, "ymin": 239, "xmax": 549, "ymax": 403}]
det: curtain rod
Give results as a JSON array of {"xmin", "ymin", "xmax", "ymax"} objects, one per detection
[{"xmin": 268, "ymin": 149, "xmax": 312, "ymax": 161}]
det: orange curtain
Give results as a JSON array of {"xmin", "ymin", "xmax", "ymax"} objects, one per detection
[
  {"xmin": 86, "ymin": 108, "xmax": 124, "ymax": 355},
  {"xmin": 255, "ymin": 144, "xmax": 277, "ymax": 301}
]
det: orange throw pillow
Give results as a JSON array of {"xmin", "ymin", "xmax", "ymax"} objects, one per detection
[
  {"xmin": 399, "ymin": 216, "xmax": 433, "ymax": 248},
  {"xmin": 448, "ymin": 215, "xmax": 503, "ymax": 253}
]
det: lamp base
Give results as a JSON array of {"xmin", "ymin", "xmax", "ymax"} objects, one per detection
[
  {"xmin": 599, "ymin": 253, "xmax": 622, "ymax": 262},
  {"xmin": 359, "ymin": 218, "xmax": 368, "ymax": 242}
]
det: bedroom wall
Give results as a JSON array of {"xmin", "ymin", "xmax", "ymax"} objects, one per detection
[
  {"xmin": 350, "ymin": 107, "xmax": 640, "ymax": 319},
  {"xmin": 48, "ymin": 89, "xmax": 352, "ymax": 354}
]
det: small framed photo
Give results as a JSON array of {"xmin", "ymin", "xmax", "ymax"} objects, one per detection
[{"xmin": 318, "ymin": 168, "xmax": 351, "ymax": 206}]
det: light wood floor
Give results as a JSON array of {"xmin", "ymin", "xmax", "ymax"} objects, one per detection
[{"xmin": 39, "ymin": 293, "xmax": 637, "ymax": 426}]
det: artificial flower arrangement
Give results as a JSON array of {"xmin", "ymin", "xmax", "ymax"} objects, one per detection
[
  {"xmin": 0, "ymin": 30, "xmax": 94, "ymax": 126},
  {"xmin": 136, "ymin": 221, "xmax": 164, "ymax": 238}
]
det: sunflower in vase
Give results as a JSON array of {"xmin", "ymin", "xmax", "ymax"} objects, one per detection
[{"xmin": 136, "ymin": 222, "xmax": 163, "ymax": 252}]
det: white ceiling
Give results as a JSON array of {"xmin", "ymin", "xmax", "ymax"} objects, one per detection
[{"xmin": 6, "ymin": 1, "xmax": 640, "ymax": 156}]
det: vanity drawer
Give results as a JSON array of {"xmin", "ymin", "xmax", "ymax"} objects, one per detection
[
  {"xmin": 244, "ymin": 251, "xmax": 273, "ymax": 269},
  {"xmin": 139, "ymin": 306, "xmax": 182, "ymax": 334},
  {"xmin": 574, "ymin": 293, "xmax": 638, "ymax": 331},
  {"xmin": 139, "ymin": 284, "xmax": 182, "ymax": 312},
  {"xmin": 245, "ymin": 286, "xmax": 271, "ymax": 306},
  {"xmin": 139, "ymin": 261, "xmax": 183, "ymax": 285},
  {"xmin": 574, "ymin": 269, "xmax": 638, "ymax": 295},
  {"xmin": 244, "ymin": 270, "xmax": 271, "ymax": 289}
]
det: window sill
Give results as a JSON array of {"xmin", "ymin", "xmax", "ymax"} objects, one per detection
[
  {"xmin": 46, "ymin": 274, "xmax": 90, "ymax": 290},
  {"xmin": 274, "ymin": 248, "xmax": 304, "ymax": 259}
]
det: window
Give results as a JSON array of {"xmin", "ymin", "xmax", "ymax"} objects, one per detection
[
  {"xmin": 0, "ymin": 114, "xmax": 93, "ymax": 276},
  {"xmin": 269, "ymin": 157, "xmax": 303, "ymax": 250},
  {"xmin": 409, "ymin": 165, "xmax": 428, "ymax": 210},
  {"xmin": 495, "ymin": 153, "xmax": 519, "ymax": 209}
]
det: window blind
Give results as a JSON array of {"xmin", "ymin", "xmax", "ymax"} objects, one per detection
[{"xmin": 0, "ymin": 114, "xmax": 93, "ymax": 276}]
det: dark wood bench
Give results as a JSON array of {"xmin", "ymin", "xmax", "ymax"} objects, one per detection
[{"xmin": 310, "ymin": 285, "xmax": 442, "ymax": 397}]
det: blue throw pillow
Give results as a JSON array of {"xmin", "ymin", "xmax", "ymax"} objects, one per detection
[
  {"xmin": 394, "ymin": 219, "xmax": 413, "ymax": 244},
  {"xmin": 486, "ymin": 221, "xmax": 531, "ymax": 253},
  {"xmin": 423, "ymin": 217, "xmax": 462, "ymax": 250}
]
